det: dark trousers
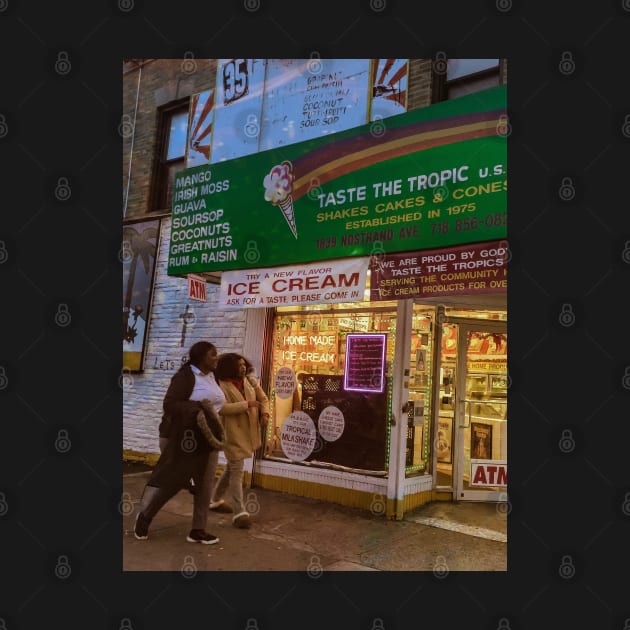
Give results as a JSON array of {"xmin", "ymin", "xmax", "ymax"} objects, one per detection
[{"xmin": 139, "ymin": 445, "xmax": 218, "ymax": 532}]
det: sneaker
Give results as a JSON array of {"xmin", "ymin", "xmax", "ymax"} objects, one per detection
[
  {"xmin": 209, "ymin": 499, "xmax": 233, "ymax": 513},
  {"xmin": 186, "ymin": 529, "xmax": 219, "ymax": 545},
  {"xmin": 232, "ymin": 512, "xmax": 251, "ymax": 529},
  {"xmin": 134, "ymin": 512, "xmax": 149, "ymax": 540}
]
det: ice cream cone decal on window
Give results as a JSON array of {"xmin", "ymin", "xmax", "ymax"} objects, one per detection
[{"xmin": 263, "ymin": 160, "xmax": 297, "ymax": 239}]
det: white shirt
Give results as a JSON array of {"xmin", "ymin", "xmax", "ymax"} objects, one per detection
[{"xmin": 189, "ymin": 365, "xmax": 225, "ymax": 415}]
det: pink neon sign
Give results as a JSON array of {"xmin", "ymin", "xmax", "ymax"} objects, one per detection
[{"xmin": 344, "ymin": 333, "xmax": 387, "ymax": 393}]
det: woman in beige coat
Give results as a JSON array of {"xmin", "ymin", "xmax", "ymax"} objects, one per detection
[{"xmin": 210, "ymin": 353, "xmax": 270, "ymax": 528}]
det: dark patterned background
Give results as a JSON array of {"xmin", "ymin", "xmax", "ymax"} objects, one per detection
[{"xmin": 1, "ymin": 1, "xmax": 629, "ymax": 629}]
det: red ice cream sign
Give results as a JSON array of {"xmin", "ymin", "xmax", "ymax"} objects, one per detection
[{"xmin": 369, "ymin": 240, "xmax": 508, "ymax": 301}]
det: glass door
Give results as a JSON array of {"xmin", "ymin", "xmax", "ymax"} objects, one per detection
[
  {"xmin": 454, "ymin": 322, "xmax": 507, "ymax": 501},
  {"xmin": 434, "ymin": 321, "xmax": 458, "ymax": 490}
]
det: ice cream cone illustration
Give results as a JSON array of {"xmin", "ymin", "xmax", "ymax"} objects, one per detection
[
  {"xmin": 277, "ymin": 194, "xmax": 296, "ymax": 238},
  {"xmin": 263, "ymin": 161, "xmax": 297, "ymax": 238}
]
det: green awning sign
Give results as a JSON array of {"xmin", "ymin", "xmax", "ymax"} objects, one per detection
[{"xmin": 167, "ymin": 85, "xmax": 507, "ymax": 275}]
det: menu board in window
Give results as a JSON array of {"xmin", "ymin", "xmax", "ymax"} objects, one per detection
[{"xmin": 344, "ymin": 333, "xmax": 387, "ymax": 393}]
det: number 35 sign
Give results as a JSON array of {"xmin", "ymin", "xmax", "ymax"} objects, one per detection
[
  {"xmin": 211, "ymin": 59, "xmax": 267, "ymax": 164},
  {"xmin": 221, "ymin": 58, "xmax": 250, "ymax": 105}
]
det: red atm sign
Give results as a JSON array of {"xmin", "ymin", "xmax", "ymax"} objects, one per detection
[
  {"xmin": 188, "ymin": 274, "xmax": 206, "ymax": 302},
  {"xmin": 470, "ymin": 459, "xmax": 507, "ymax": 487}
]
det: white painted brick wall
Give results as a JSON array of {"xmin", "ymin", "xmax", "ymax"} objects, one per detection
[{"xmin": 123, "ymin": 216, "xmax": 247, "ymax": 455}]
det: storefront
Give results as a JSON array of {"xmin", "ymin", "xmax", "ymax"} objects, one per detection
[
  {"xmin": 159, "ymin": 67, "xmax": 507, "ymax": 518},
  {"xmin": 246, "ymin": 285, "xmax": 506, "ymax": 518},
  {"xmin": 190, "ymin": 236, "xmax": 508, "ymax": 518}
]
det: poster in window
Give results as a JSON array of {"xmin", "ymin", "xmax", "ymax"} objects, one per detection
[
  {"xmin": 490, "ymin": 374, "xmax": 508, "ymax": 396},
  {"xmin": 412, "ymin": 423, "xmax": 424, "ymax": 467},
  {"xmin": 370, "ymin": 58, "xmax": 409, "ymax": 121},
  {"xmin": 436, "ymin": 417, "xmax": 453, "ymax": 464},
  {"xmin": 259, "ymin": 59, "xmax": 371, "ymax": 151},
  {"xmin": 441, "ymin": 323, "xmax": 458, "ymax": 360},
  {"xmin": 471, "ymin": 422, "xmax": 493, "ymax": 460},
  {"xmin": 122, "ymin": 218, "xmax": 160, "ymax": 372},
  {"xmin": 211, "ymin": 59, "xmax": 266, "ymax": 163},
  {"xmin": 185, "ymin": 89, "xmax": 214, "ymax": 168},
  {"xmin": 344, "ymin": 333, "xmax": 387, "ymax": 393}
]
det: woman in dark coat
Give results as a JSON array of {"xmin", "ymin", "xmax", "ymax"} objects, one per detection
[{"xmin": 134, "ymin": 341, "xmax": 226, "ymax": 545}]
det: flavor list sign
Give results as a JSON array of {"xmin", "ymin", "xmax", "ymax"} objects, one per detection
[
  {"xmin": 344, "ymin": 333, "xmax": 387, "ymax": 393},
  {"xmin": 369, "ymin": 240, "xmax": 507, "ymax": 301},
  {"xmin": 259, "ymin": 59, "xmax": 370, "ymax": 150},
  {"xmin": 166, "ymin": 85, "xmax": 507, "ymax": 275},
  {"xmin": 219, "ymin": 257, "xmax": 368, "ymax": 308}
]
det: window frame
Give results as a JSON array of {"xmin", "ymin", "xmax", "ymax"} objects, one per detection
[
  {"xmin": 263, "ymin": 305, "xmax": 399, "ymax": 475},
  {"xmin": 150, "ymin": 99, "xmax": 190, "ymax": 213},
  {"xmin": 432, "ymin": 59, "xmax": 504, "ymax": 103}
]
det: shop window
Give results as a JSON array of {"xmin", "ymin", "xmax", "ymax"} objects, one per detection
[
  {"xmin": 265, "ymin": 308, "xmax": 398, "ymax": 474},
  {"xmin": 435, "ymin": 58, "xmax": 502, "ymax": 102},
  {"xmin": 152, "ymin": 103, "xmax": 189, "ymax": 211}
]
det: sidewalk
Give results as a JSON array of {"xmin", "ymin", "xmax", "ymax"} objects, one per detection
[{"xmin": 122, "ymin": 471, "xmax": 507, "ymax": 572}]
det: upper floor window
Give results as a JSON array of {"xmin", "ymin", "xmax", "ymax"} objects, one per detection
[
  {"xmin": 436, "ymin": 59, "xmax": 502, "ymax": 102},
  {"xmin": 152, "ymin": 104, "xmax": 189, "ymax": 211}
]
